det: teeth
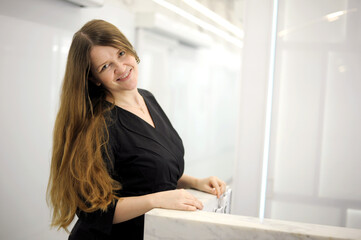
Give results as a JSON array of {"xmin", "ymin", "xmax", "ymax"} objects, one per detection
[{"xmin": 120, "ymin": 69, "xmax": 130, "ymax": 79}]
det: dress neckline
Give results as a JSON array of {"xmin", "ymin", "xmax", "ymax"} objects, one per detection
[{"xmin": 110, "ymin": 92, "xmax": 156, "ymax": 129}]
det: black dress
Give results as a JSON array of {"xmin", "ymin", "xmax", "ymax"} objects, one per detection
[{"xmin": 69, "ymin": 89, "xmax": 185, "ymax": 240}]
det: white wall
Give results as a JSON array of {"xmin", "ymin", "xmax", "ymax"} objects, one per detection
[
  {"xmin": 0, "ymin": 1, "xmax": 242, "ymax": 239},
  {"xmin": 0, "ymin": 0, "xmax": 135, "ymax": 239}
]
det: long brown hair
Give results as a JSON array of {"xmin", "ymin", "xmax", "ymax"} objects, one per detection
[{"xmin": 47, "ymin": 19, "xmax": 140, "ymax": 231}]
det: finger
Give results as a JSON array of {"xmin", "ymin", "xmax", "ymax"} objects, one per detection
[
  {"xmin": 185, "ymin": 199, "xmax": 203, "ymax": 210},
  {"xmin": 184, "ymin": 196, "xmax": 203, "ymax": 209},
  {"xmin": 183, "ymin": 204, "xmax": 197, "ymax": 211},
  {"xmin": 211, "ymin": 178, "xmax": 221, "ymax": 198},
  {"xmin": 197, "ymin": 199, "xmax": 203, "ymax": 209},
  {"xmin": 219, "ymin": 181, "xmax": 226, "ymax": 195},
  {"xmin": 184, "ymin": 192, "xmax": 204, "ymax": 209},
  {"xmin": 203, "ymin": 185, "xmax": 216, "ymax": 194},
  {"xmin": 197, "ymin": 179, "xmax": 215, "ymax": 194},
  {"xmin": 192, "ymin": 197, "xmax": 203, "ymax": 209}
]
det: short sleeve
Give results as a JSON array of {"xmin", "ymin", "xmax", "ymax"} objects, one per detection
[{"xmin": 74, "ymin": 199, "xmax": 118, "ymax": 237}]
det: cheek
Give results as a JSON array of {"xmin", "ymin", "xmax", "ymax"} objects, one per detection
[
  {"xmin": 128, "ymin": 55, "xmax": 138, "ymax": 65},
  {"xmin": 99, "ymin": 72, "xmax": 113, "ymax": 83},
  {"xmin": 132, "ymin": 63, "xmax": 139, "ymax": 75}
]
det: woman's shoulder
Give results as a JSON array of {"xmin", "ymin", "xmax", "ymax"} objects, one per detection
[{"xmin": 138, "ymin": 88, "xmax": 155, "ymax": 98}]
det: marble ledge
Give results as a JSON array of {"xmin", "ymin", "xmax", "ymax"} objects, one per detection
[{"xmin": 144, "ymin": 190, "xmax": 361, "ymax": 240}]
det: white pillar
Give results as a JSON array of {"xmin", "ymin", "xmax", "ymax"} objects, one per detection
[{"xmin": 232, "ymin": 0, "xmax": 275, "ymax": 217}]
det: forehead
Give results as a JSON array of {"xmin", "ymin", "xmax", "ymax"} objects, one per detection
[{"xmin": 90, "ymin": 45, "xmax": 119, "ymax": 65}]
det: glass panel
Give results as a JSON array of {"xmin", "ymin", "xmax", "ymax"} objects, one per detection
[{"xmin": 267, "ymin": 0, "xmax": 361, "ymax": 227}]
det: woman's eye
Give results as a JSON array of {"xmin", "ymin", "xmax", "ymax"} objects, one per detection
[
  {"xmin": 101, "ymin": 64, "xmax": 110, "ymax": 71},
  {"xmin": 119, "ymin": 51, "xmax": 125, "ymax": 57}
]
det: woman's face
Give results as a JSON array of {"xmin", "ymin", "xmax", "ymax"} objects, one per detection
[{"xmin": 90, "ymin": 45, "xmax": 138, "ymax": 94}]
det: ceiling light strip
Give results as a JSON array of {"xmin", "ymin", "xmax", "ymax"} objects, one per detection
[
  {"xmin": 152, "ymin": 0, "xmax": 243, "ymax": 48},
  {"xmin": 182, "ymin": 0, "xmax": 244, "ymax": 38}
]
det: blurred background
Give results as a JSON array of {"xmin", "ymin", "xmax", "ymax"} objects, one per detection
[{"xmin": 0, "ymin": 0, "xmax": 360, "ymax": 239}]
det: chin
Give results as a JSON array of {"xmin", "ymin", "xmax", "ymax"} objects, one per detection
[{"xmin": 122, "ymin": 82, "xmax": 138, "ymax": 91}]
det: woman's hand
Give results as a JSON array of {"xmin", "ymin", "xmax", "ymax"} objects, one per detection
[
  {"xmin": 152, "ymin": 189, "xmax": 203, "ymax": 211},
  {"xmin": 194, "ymin": 176, "xmax": 226, "ymax": 198}
]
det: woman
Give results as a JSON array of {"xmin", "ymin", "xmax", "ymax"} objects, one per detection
[{"xmin": 47, "ymin": 19, "xmax": 226, "ymax": 240}]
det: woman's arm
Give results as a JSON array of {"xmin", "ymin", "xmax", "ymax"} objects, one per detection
[
  {"xmin": 177, "ymin": 174, "xmax": 227, "ymax": 198},
  {"xmin": 177, "ymin": 174, "xmax": 199, "ymax": 189},
  {"xmin": 112, "ymin": 189, "xmax": 203, "ymax": 224},
  {"xmin": 113, "ymin": 174, "xmax": 226, "ymax": 224}
]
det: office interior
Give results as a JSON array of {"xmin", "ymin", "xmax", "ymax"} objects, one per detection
[{"xmin": 0, "ymin": 0, "xmax": 360, "ymax": 239}]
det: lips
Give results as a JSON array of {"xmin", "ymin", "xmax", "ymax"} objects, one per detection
[{"xmin": 117, "ymin": 68, "xmax": 132, "ymax": 81}]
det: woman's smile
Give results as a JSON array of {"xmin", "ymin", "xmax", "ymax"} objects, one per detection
[{"xmin": 117, "ymin": 68, "xmax": 132, "ymax": 82}]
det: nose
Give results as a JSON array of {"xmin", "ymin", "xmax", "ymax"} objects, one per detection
[{"xmin": 113, "ymin": 60, "xmax": 126, "ymax": 75}]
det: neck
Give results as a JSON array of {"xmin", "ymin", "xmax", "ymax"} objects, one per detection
[{"xmin": 107, "ymin": 89, "xmax": 143, "ymax": 107}]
